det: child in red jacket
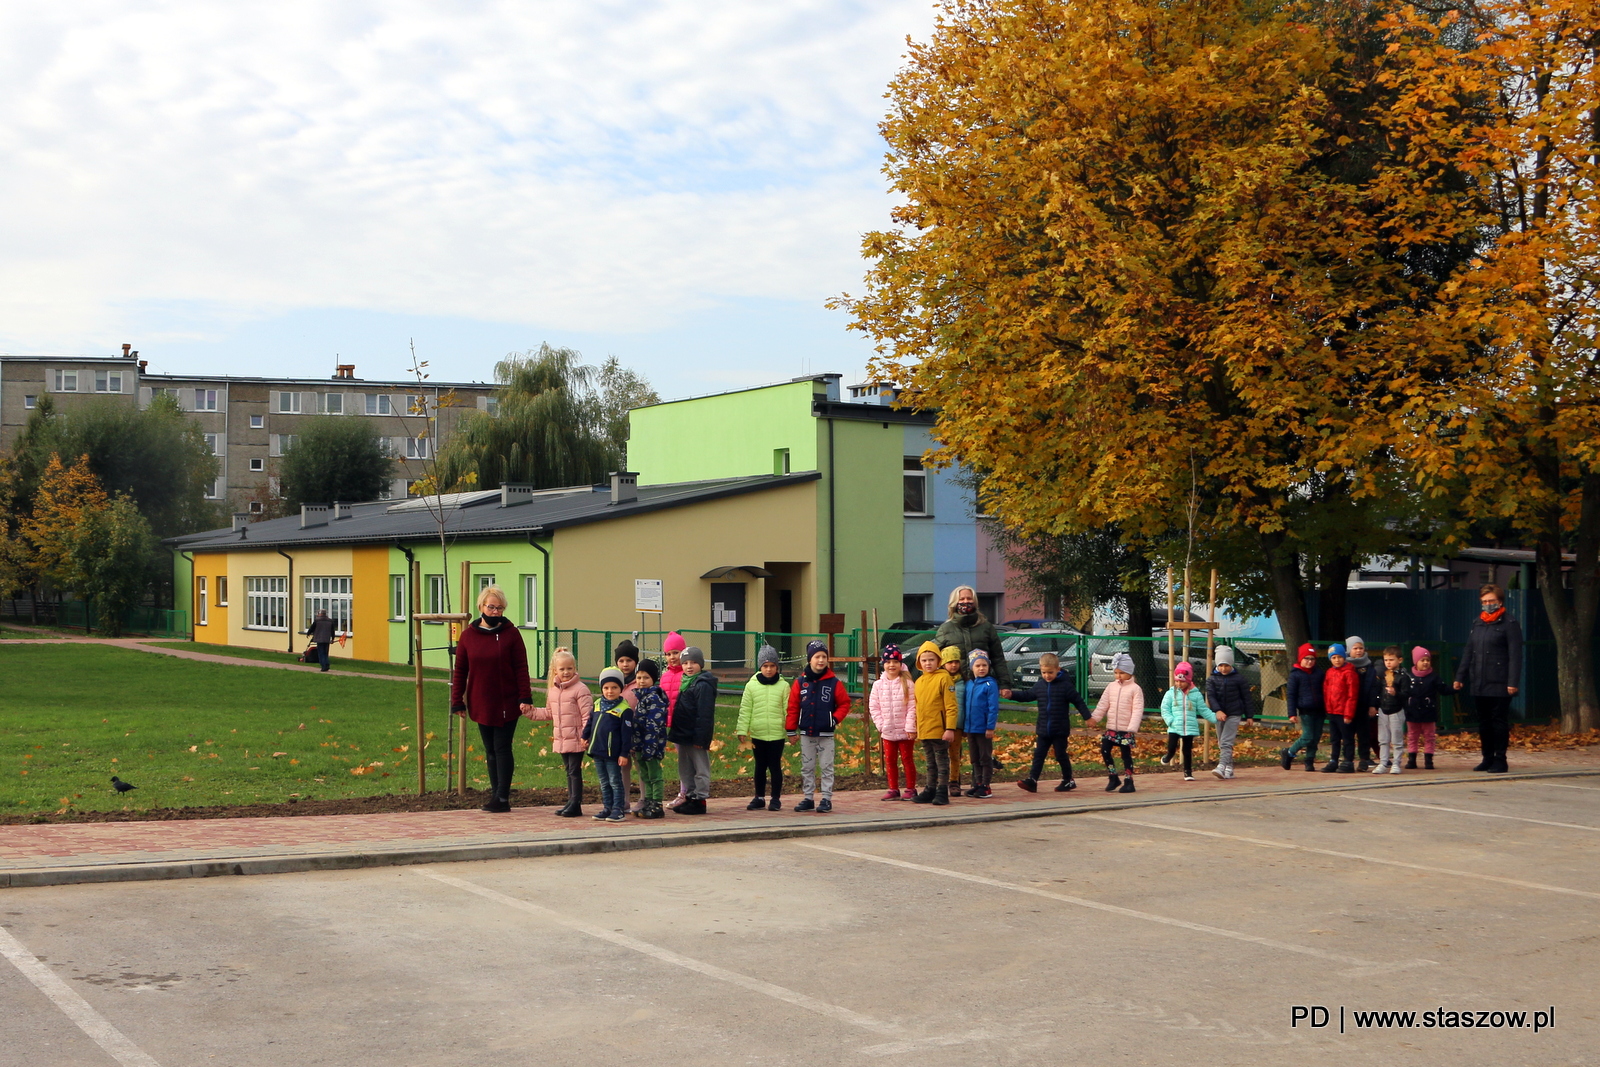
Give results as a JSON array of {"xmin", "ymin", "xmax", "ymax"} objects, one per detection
[
  {"xmin": 1321, "ymin": 643, "xmax": 1360, "ymax": 774},
  {"xmin": 785, "ymin": 640, "xmax": 852, "ymax": 813}
]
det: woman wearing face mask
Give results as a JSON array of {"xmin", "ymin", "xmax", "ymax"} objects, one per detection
[
  {"xmin": 1454, "ymin": 584, "xmax": 1523, "ymax": 773},
  {"xmin": 450, "ymin": 586, "xmax": 534, "ymax": 813}
]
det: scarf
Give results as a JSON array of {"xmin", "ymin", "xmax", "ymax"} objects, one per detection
[
  {"xmin": 803, "ymin": 666, "xmax": 825, "ymax": 683},
  {"xmin": 1481, "ymin": 606, "xmax": 1506, "ymax": 624},
  {"xmin": 755, "ymin": 671, "xmax": 782, "ymax": 686}
]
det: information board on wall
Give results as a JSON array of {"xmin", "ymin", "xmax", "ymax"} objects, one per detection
[{"xmin": 635, "ymin": 579, "xmax": 663, "ymax": 613}]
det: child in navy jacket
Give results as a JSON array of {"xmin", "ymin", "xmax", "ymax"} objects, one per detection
[
  {"xmin": 1003, "ymin": 652, "xmax": 1089, "ymax": 793},
  {"xmin": 1280, "ymin": 643, "xmax": 1326, "ymax": 772},
  {"xmin": 583, "ymin": 668, "xmax": 635, "ymax": 822}
]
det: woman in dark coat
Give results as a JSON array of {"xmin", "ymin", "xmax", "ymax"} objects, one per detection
[
  {"xmin": 933, "ymin": 586, "xmax": 1013, "ymax": 686},
  {"xmin": 1453, "ymin": 583, "xmax": 1523, "ymax": 774},
  {"xmin": 449, "ymin": 586, "xmax": 533, "ymax": 811}
]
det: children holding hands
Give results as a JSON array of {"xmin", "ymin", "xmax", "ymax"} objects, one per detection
[
  {"xmin": 1003, "ymin": 652, "xmax": 1088, "ymax": 793},
  {"xmin": 1091, "ymin": 653, "xmax": 1144, "ymax": 793},
  {"xmin": 529, "ymin": 648, "xmax": 593, "ymax": 817}
]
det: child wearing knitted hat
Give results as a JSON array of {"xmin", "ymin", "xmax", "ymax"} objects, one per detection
[
  {"xmin": 661, "ymin": 632, "xmax": 687, "ymax": 806},
  {"xmin": 786, "ymin": 640, "xmax": 851, "ymax": 813},
  {"xmin": 940, "ymin": 645, "xmax": 968, "ymax": 797},
  {"xmin": 582, "ymin": 668, "xmax": 635, "ymax": 822},
  {"xmin": 666, "ymin": 646, "xmax": 717, "ymax": 814},
  {"xmin": 1321, "ymin": 643, "xmax": 1360, "ymax": 773},
  {"xmin": 1404, "ymin": 647, "xmax": 1440, "ymax": 770},
  {"xmin": 1159, "ymin": 661, "xmax": 1216, "ymax": 781},
  {"xmin": 630, "ymin": 659, "xmax": 671, "ymax": 818},
  {"xmin": 738, "ymin": 645, "xmax": 791, "ymax": 811},
  {"xmin": 1089, "ymin": 652, "xmax": 1144, "ymax": 792},
  {"xmin": 869, "ymin": 644, "xmax": 918, "ymax": 800},
  {"xmin": 961, "ymin": 648, "xmax": 1001, "ymax": 797}
]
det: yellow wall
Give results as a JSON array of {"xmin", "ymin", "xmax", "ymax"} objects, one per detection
[
  {"xmin": 213, "ymin": 546, "xmax": 358, "ymax": 657},
  {"xmin": 551, "ymin": 480, "xmax": 818, "ymax": 639},
  {"xmin": 193, "ymin": 552, "xmax": 229, "ymax": 643},
  {"xmin": 350, "ymin": 545, "xmax": 390, "ymax": 662}
]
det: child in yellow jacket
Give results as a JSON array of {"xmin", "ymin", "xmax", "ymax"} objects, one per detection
[{"xmin": 912, "ymin": 640, "xmax": 960, "ymax": 805}]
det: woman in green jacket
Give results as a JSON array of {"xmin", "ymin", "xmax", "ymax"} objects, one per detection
[{"xmin": 737, "ymin": 645, "xmax": 792, "ymax": 811}]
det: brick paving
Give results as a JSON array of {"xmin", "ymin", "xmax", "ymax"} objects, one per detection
[{"xmin": 3, "ymin": 748, "xmax": 1595, "ymax": 887}]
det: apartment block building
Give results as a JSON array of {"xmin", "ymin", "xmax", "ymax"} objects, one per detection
[{"xmin": 0, "ymin": 346, "xmax": 496, "ymax": 512}]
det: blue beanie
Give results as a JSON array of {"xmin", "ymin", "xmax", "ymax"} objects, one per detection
[{"xmin": 1328, "ymin": 643, "xmax": 1347, "ymax": 657}]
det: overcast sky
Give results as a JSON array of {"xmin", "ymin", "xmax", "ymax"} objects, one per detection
[{"xmin": 0, "ymin": 1, "xmax": 934, "ymax": 396}]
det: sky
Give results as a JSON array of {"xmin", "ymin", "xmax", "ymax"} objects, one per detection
[{"xmin": 0, "ymin": 0, "xmax": 936, "ymax": 396}]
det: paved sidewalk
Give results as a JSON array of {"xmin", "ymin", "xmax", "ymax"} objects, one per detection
[{"xmin": 4, "ymin": 749, "xmax": 1595, "ymax": 888}]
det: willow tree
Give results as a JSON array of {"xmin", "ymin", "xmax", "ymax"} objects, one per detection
[
  {"xmin": 431, "ymin": 344, "xmax": 628, "ymax": 492},
  {"xmin": 836, "ymin": 0, "xmax": 1480, "ymax": 652}
]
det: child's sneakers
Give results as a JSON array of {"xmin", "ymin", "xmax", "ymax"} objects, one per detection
[
  {"xmin": 817, "ymin": 798, "xmax": 833, "ymax": 813},
  {"xmin": 1158, "ymin": 753, "xmax": 1175, "ymax": 767},
  {"xmin": 901, "ymin": 787, "xmax": 917, "ymax": 800},
  {"xmin": 1105, "ymin": 774, "xmax": 1121, "ymax": 792},
  {"xmin": 881, "ymin": 789, "xmax": 901, "ymax": 801},
  {"xmin": 794, "ymin": 797, "xmax": 815, "ymax": 812},
  {"xmin": 606, "ymin": 812, "xmax": 627, "ymax": 822},
  {"xmin": 1054, "ymin": 780, "xmax": 1076, "ymax": 792},
  {"xmin": 747, "ymin": 796, "xmax": 767, "ymax": 810},
  {"xmin": 767, "ymin": 797, "xmax": 783, "ymax": 811},
  {"xmin": 1370, "ymin": 761, "xmax": 1389, "ymax": 774},
  {"xmin": 1183, "ymin": 773, "xmax": 1195, "ymax": 781},
  {"xmin": 1017, "ymin": 778, "xmax": 1038, "ymax": 793},
  {"xmin": 592, "ymin": 810, "xmax": 611, "ymax": 821},
  {"xmin": 1212, "ymin": 766, "xmax": 1227, "ymax": 780},
  {"xmin": 1389, "ymin": 761, "xmax": 1403, "ymax": 774}
]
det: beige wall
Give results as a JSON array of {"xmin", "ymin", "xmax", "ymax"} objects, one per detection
[
  {"xmin": 203, "ymin": 546, "xmax": 358, "ymax": 657},
  {"xmin": 551, "ymin": 481, "xmax": 819, "ymax": 640}
]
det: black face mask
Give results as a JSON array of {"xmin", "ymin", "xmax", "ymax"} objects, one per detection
[{"xmin": 956, "ymin": 602, "xmax": 976, "ymax": 615}]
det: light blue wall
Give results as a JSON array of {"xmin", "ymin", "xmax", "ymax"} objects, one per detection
[{"xmin": 903, "ymin": 426, "xmax": 985, "ymax": 618}]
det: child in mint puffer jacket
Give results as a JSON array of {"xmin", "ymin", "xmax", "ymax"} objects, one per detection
[
  {"xmin": 1160, "ymin": 661, "xmax": 1217, "ymax": 782},
  {"xmin": 737, "ymin": 645, "xmax": 791, "ymax": 812},
  {"xmin": 960, "ymin": 649, "xmax": 1001, "ymax": 797}
]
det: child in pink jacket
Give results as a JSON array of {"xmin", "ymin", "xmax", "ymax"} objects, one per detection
[
  {"xmin": 869, "ymin": 644, "xmax": 919, "ymax": 800},
  {"xmin": 1090, "ymin": 652, "xmax": 1145, "ymax": 793},
  {"xmin": 528, "ymin": 648, "xmax": 594, "ymax": 817},
  {"xmin": 660, "ymin": 631, "xmax": 688, "ymax": 806}
]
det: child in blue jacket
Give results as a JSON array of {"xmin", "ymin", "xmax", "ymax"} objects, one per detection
[
  {"xmin": 960, "ymin": 649, "xmax": 1001, "ymax": 797},
  {"xmin": 1002, "ymin": 652, "xmax": 1089, "ymax": 793}
]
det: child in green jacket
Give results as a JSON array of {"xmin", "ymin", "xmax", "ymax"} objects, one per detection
[{"xmin": 737, "ymin": 645, "xmax": 792, "ymax": 811}]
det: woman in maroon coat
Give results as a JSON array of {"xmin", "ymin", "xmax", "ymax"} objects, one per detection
[{"xmin": 449, "ymin": 586, "xmax": 533, "ymax": 812}]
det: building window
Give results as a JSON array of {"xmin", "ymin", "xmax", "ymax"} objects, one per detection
[
  {"xmin": 23, "ymin": 395, "xmax": 35, "ymax": 409},
  {"xmin": 408, "ymin": 394, "xmax": 426, "ymax": 416},
  {"xmin": 270, "ymin": 434, "xmax": 298, "ymax": 457},
  {"xmin": 903, "ymin": 457, "xmax": 928, "ymax": 515},
  {"xmin": 217, "ymin": 577, "xmax": 228, "ymax": 606},
  {"xmin": 390, "ymin": 575, "xmax": 407, "ymax": 621},
  {"xmin": 246, "ymin": 576, "xmax": 288, "ymax": 630},
  {"xmin": 902, "ymin": 594, "xmax": 930, "ymax": 621},
  {"xmin": 203, "ymin": 433, "xmax": 223, "ymax": 456},
  {"xmin": 95, "ymin": 370, "xmax": 124, "ymax": 393},
  {"xmin": 303, "ymin": 576, "xmax": 353, "ymax": 635},
  {"xmin": 321, "ymin": 393, "xmax": 343, "ymax": 415},
  {"xmin": 485, "ymin": 398, "xmax": 500, "ymax": 417},
  {"xmin": 197, "ymin": 576, "xmax": 208, "ymax": 626},
  {"xmin": 249, "ymin": 458, "xmax": 264, "ymax": 472},
  {"xmin": 277, "ymin": 391, "xmax": 301, "ymax": 413},
  {"xmin": 405, "ymin": 435, "xmax": 430, "ymax": 459},
  {"xmin": 52, "ymin": 370, "xmax": 78, "ymax": 392},
  {"xmin": 978, "ymin": 593, "xmax": 1002, "ymax": 621},
  {"xmin": 203, "ymin": 479, "xmax": 222, "ymax": 499},
  {"xmin": 365, "ymin": 393, "xmax": 393, "ymax": 415},
  {"xmin": 773, "ymin": 448, "xmax": 791, "ymax": 475},
  {"xmin": 250, "ymin": 414, "xmax": 265, "ymax": 429},
  {"xmin": 194, "ymin": 389, "xmax": 218, "ymax": 411},
  {"xmin": 522, "ymin": 575, "xmax": 539, "ymax": 627},
  {"xmin": 248, "ymin": 501, "xmax": 264, "ymax": 514},
  {"xmin": 476, "ymin": 574, "xmax": 496, "ymax": 595},
  {"xmin": 425, "ymin": 574, "xmax": 447, "ymax": 618}
]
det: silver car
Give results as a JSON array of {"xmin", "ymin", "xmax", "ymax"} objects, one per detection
[
  {"xmin": 1005, "ymin": 628, "xmax": 1089, "ymax": 688},
  {"xmin": 1086, "ymin": 637, "xmax": 1260, "ymax": 703}
]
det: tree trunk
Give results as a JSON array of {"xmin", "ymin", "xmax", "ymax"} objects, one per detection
[
  {"xmin": 1259, "ymin": 530, "xmax": 1311, "ymax": 653},
  {"xmin": 1539, "ymin": 478, "xmax": 1600, "ymax": 733},
  {"xmin": 1123, "ymin": 554, "xmax": 1158, "ymax": 697},
  {"xmin": 1317, "ymin": 553, "xmax": 1354, "ymax": 643}
]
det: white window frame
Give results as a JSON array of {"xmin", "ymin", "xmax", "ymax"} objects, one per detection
[
  {"xmin": 476, "ymin": 574, "xmax": 496, "ymax": 595},
  {"xmin": 95, "ymin": 370, "xmax": 124, "ymax": 393},
  {"xmin": 53, "ymin": 370, "xmax": 78, "ymax": 392},
  {"xmin": 250, "ymin": 414, "xmax": 265, "ymax": 429},
  {"xmin": 217, "ymin": 576, "xmax": 228, "ymax": 606},
  {"xmin": 277, "ymin": 391, "xmax": 302, "ymax": 414},
  {"xmin": 194, "ymin": 388, "xmax": 218, "ymax": 411},
  {"xmin": 270, "ymin": 434, "xmax": 298, "ymax": 457},
  {"xmin": 248, "ymin": 501, "xmax": 264, "ymax": 514},
  {"xmin": 365, "ymin": 393, "xmax": 393, "ymax": 415},
  {"xmin": 23, "ymin": 395, "xmax": 35, "ymax": 409},
  {"xmin": 405, "ymin": 435, "xmax": 430, "ymax": 459},
  {"xmin": 321, "ymin": 393, "xmax": 344, "ymax": 415},
  {"xmin": 903, "ymin": 457, "xmax": 929, "ymax": 516},
  {"xmin": 203, "ymin": 433, "xmax": 223, "ymax": 456},
  {"xmin": 197, "ymin": 576, "xmax": 208, "ymax": 626},
  {"xmin": 202, "ymin": 478, "xmax": 222, "ymax": 500},
  {"xmin": 521, "ymin": 575, "xmax": 539, "ymax": 627},
  {"xmin": 424, "ymin": 574, "xmax": 446, "ymax": 619},
  {"xmin": 249, "ymin": 458, "xmax": 264, "ymax": 471},
  {"xmin": 245, "ymin": 576, "xmax": 288, "ymax": 631},
  {"xmin": 303, "ymin": 576, "xmax": 353, "ymax": 635},
  {"xmin": 390, "ymin": 575, "xmax": 407, "ymax": 621}
]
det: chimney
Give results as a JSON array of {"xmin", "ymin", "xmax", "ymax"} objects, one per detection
[
  {"xmin": 231, "ymin": 513, "xmax": 251, "ymax": 531},
  {"xmin": 122, "ymin": 343, "xmax": 131, "ymax": 358},
  {"xmin": 500, "ymin": 483, "xmax": 534, "ymax": 508},
  {"xmin": 332, "ymin": 502, "xmax": 353, "ymax": 520},
  {"xmin": 610, "ymin": 471, "xmax": 638, "ymax": 505},
  {"xmin": 300, "ymin": 504, "xmax": 330, "ymax": 528},
  {"xmin": 334, "ymin": 364, "xmax": 355, "ymax": 380}
]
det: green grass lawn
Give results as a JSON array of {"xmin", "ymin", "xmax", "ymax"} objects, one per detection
[
  {"xmin": 0, "ymin": 645, "xmax": 882, "ymax": 814},
  {"xmin": 146, "ymin": 641, "xmax": 453, "ymax": 679}
]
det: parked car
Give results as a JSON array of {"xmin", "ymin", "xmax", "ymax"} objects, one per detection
[
  {"xmin": 879, "ymin": 620, "xmax": 942, "ymax": 654},
  {"xmin": 1085, "ymin": 637, "xmax": 1261, "ymax": 703},
  {"xmin": 1006, "ymin": 628, "xmax": 1091, "ymax": 688}
]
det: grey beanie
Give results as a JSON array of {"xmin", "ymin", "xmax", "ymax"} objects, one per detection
[
  {"xmin": 681, "ymin": 646, "xmax": 705, "ymax": 667},
  {"xmin": 598, "ymin": 667, "xmax": 626, "ymax": 688},
  {"xmin": 757, "ymin": 645, "xmax": 780, "ymax": 667},
  {"xmin": 1111, "ymin": 652, "xmax": 1136, "ymax": 675},
  {"xmin": 1215, "ymin": 646, "xmax": 1235, "ymax": 667}
]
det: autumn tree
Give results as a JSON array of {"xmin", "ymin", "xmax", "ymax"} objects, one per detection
[
  {"xmin": 23, "ymin": 453, "xmax": 108, "ymax": 591},
  {"xmin": 73, "ymin": 495, "xmax": 156, "ymax": 637},
  {"xmin": 836, "ymin": 0, "xmax": 1481, "ymax": 653},
  {"xmin": 1379, "ymin": 0, "xmax": 1600, "ymax": 731}
]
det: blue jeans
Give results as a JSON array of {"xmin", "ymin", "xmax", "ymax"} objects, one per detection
[
  {"xmin": 593, "ymin": 758, "xmax": 624, "ymax": 815},
  {"xmin": 315, "ymin": 642, "xmax": 331, "ymax": 670}
]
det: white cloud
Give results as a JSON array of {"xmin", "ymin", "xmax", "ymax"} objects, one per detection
[{"xmin": 0, "ymin": 0, "xmax": 932, "ymax": 352}]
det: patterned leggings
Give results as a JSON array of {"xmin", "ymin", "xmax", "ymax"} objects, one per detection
[{"xmin": 1101, "ymin": 731, "xmax": 1136, "ymax": 775}]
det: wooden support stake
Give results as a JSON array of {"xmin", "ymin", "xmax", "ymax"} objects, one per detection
[
  {"xmin": 1204, "ymin": 567, "xmax": 1217, "ymax": 767},
  {"xmin": 1166, "ymin": 567, "xmax": 1176, "ymax": 692},
  {"xmin": 860, "ymin": 609, "xmax": 873, "ymax": 776},
  {"xmin": 413, "ymin": 559, "xmax": 425, "ymax": 795}
]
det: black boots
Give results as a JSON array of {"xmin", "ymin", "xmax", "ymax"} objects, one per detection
[
  {"xmin": 1106, "ymin": 774, "xmax": 1121, "ymax": 791},
  {"xmin": 1320, "ymin": 761, "xmax": 1339, "ymax": 773},
  {"xmin": 931, "ymin": 787, "xmax": 950, "ymax": 806},
  {"xmin": 1425, "ymin": 753, "xmax": 1434, "ymax": 770},
  {"xmin": 1280, "ymin": 748, "xmax": 1294, "ymax": 770},
  {"xmin": 1118, "ymin": 776, "xmax": 1136, "ymax": 793},
  {"xmin": 912, "ymin": 788, "xmax": 935, "ymax": 804},
  {"xmin": 555, "ymin": 797, "xmax": 581, "ymax": 817},
  {"xmin": 1406, "ymin": 752, "xmax": 1417, "ymax": 769}
]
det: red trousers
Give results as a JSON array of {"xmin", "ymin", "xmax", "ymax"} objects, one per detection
[{"xmin": 882, "ymin": 738, "xmax": 918, "ymax": 791}]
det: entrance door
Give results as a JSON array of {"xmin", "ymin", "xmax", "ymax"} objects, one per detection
[{"xmin": 710, "ymin": 583, "xmax": 747, "ymax": 669}]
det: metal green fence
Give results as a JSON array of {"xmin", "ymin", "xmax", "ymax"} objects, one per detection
[{"xmin": 0, "ymin": 601, "xmax": 189, "ymax": 637}]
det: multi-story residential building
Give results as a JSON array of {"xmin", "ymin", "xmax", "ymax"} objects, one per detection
[{"xmin": 0, "ymin": 346, "xmax": 496, "ymax": 512}]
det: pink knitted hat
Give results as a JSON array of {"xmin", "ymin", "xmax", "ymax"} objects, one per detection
[{"xmin": 662, "ymin": 631, "xmax": 686, "ymax": 653}]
